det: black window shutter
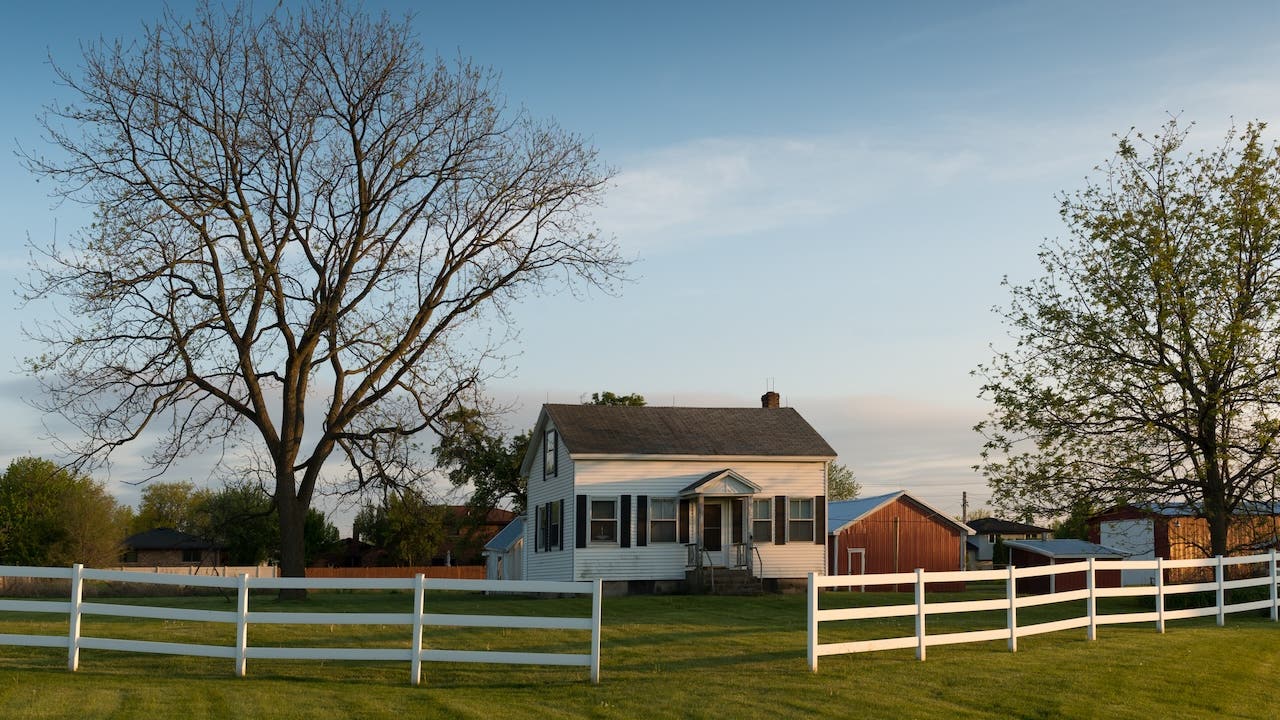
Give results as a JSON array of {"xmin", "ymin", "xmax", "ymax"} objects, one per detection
[
  {"xmin": 774, "ymin": 495, "xmax": 787, "ymax": 545},
  {"xmin": 620, "ymin": 495, "xmax": 632, "ymax": 548},
  {"xmin": 558, "ymin": 500, "xmax": 565, "ymax": 550},
  {"xmin": 636, "ymin": 495, "xmax": 649, "ymax": 546},
  {"xmin": 731, "ymin": 499, "xmax": 744, "ymax": 544},
  {"xmin": 814, "ymin": 495, "xmax": 826, "ymax": 545},
  {"xmin": 678, "ymin": 498, "xmax": 691, "ymax": 544},
  {"xmin": 575, "ymin": 495, "xmax": 587, "ymax": 549},
  {"xmin": 534, "ymin": 503, "xmax": 541, "ymax": 553}
]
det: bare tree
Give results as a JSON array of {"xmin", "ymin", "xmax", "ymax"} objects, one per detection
[{"xmin": 21, "ymin": 2, "xmax": 623, "ymax": 584}]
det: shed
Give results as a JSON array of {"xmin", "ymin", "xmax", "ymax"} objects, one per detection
[
  {"xmin": 1003, "ymin": 539, "xmax": 1127, "ymax": 594},
  {"xmin": 827, "ymin": 491, "xmax": 973, "ymax": 591},
  {"xmin": 483, "ymin": 517, "xmax": 525, "ymax": 581},
  {"xmin": 1088, "ymin": 502, "xmax": 1280, "ymax": 585}
]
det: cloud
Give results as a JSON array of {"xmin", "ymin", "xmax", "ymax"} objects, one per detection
[{"xmin": 594, "ymin": 133, "xmax": 987, "ymax": 255}]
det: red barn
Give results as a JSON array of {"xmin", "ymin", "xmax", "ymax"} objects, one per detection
[
  {"xmin": 827, "ymin": 491, "xmax": 973, "ymax": 591},
  {"xmin": 1004, "ymin": 539, "xmax": 1126, "ymax": 593}
]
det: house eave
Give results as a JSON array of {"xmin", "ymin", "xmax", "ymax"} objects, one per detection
[{"xmin": 570, "ymin": 453, "xmax": 836, "ymax": 463}]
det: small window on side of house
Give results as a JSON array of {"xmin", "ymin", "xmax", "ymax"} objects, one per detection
[
  {"xmin": 182, "ymin": 548, "xmax": 201, "ymax": 563},
  {"xmin": 751, "ymin": 498, "xmax": 773, "ymax": 543},
  {"xmin": 789, "ymin": 498, "xmax": 814, "ymax": 542},
  {"xmin": 650, "ymin": 498, "xmax": 677, "ymax": 543},
  {"xmin": 547, "ymin": 499, "xmax": 562, "ymax": 550},
  {"xmin": 544, "ymin": 429, "xmax": 558, "ymax": 478},
  {"xmin": 590, "ymin": 498, "xmax": 618, "ymax": 544}
]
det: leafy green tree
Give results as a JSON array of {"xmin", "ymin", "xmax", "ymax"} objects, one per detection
[
  {"xmin": 23, "ymin": 1, "xmax": 622, "ymax": 584},
  {"xmin": 827, "ymin": 462, "xmax": 861, "ymax": 502},
  {"xmin": 434, "ymin": 408, "xmax": 531, "ymax": 514},
  {"xmin": 352, "ymin": 491, "xmax": 447, "ymax": 566},
  {"xmin": 1050, "ymin": 499, "xmax": 1098, "ymax": 541},
  {"xmin": 977, "ymin": 120, "xmax": 1280, "ymax": 556},
  {"xmin": 194, "ymin": 484, "xmax": 278, "ymax": 566},
  {"xmin": 587, "ymin": 392, "xmax": 646, "ymax": 406},
  {"xmin": 304, "ymin": 509, "xmax": 340, "ymax": 566},
  {"xmin": 131, "ymin": 481, "xmax": 213, "ymax": 535},
  {"xmin": 0, "ymin": 457, "xmax": 130, "ymax": 566}
]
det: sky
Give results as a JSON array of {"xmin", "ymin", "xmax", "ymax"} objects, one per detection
[{"xmin": 2, "ymin": 1, "xmax": 1280, "ymax": 533}]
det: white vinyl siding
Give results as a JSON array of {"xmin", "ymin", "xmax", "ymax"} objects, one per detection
[{"xmin": 524, "ymin": 419, "xmax": 574, "ymax": 581}]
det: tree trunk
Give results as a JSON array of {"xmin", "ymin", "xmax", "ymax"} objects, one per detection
[
  {"xmin": 1204, "ymin": 491, "xmax": 1230, "ymax": 559},
  {"xmin": 277, "ymin": 487, "xmax": 308, "ymax": 600}
]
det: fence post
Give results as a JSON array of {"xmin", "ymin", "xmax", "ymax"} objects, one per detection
[
  {"xmin": 914, "ymin": 568, "xmax": 926, "ymax": 661},
  {"xmin": 589, "ymin": 578, "xmax": 602, "ymax": 684},
  {"xmin": 1086, "ymin": 557, "xmax": 1096, "ymax": 641},
  {"xmin": 807, "ymin": 572, "xmax": 819, "ymax": 671},
  {"xmin": 1215, "ymin": 555, "xmax": 1225, "ymax": 627},
  {"xmin": 410, "ymin": 574, "xmax": 425, "ymax": 686},
  {"xmin": 1155, "ymin": 557, "xmax": 1165, "ymax": 634},
  {"xmin": 235, "ymin": 573, "xmax": 249, "ymax": 677},
  {"xmin": 1007, "ymin": 564, "xmax": 1017, "ymax": 652},
  {"xmin": 1270, "ymin": 549, "xmax": 1278, "ymax": 623},
  {"xmin": 67, "ymin": 563, "xmax": 83, "ymax": 672}
]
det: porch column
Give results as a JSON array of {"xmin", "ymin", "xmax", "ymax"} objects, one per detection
[{"xmin": 695, "ymin": 496, "xmax": 705, "ymax": 552}]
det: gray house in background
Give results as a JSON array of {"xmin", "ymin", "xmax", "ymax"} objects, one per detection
[
  {"xmin": 965, "ymin": 517, "xmax": 1051, "ymax": 567},
  {"xmin": 121, "ymin": 528, "xmax": 224, "ymax": 567}
]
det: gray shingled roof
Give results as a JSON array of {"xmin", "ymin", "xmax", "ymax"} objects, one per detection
[
  {"xmin": 124, "ymin": 527, "xmax": 222, "ymax": 551},
  {"xmin": 542, "ymin": 404, "xmax": 837, "ymax": 457}
]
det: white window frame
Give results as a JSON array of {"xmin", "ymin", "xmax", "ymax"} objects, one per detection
[
  {"xmin": 751, "ymin": 498, "xmax": 773, "ymax": 544},
  {"xmin": 589, "ymin": 496, "xmax": 619, "ymax": 545},
  {"xmin": 543, "ymin": 429, "xmax": 558, "ymax": 478},
  {"xmin": 789, "ymin": 497, "xmax": 814, "ymax": 542},
  {"xmin": 649, "ymin": 497, "xmax": 677, "ymax": 544}
]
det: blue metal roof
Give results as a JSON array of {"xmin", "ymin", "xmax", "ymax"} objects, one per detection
[
  {"xmin": 827, "ymin": 492, "xmax": 973, "ymax": 535},
  {"xmin": 484, "ymin": 517, "xmax": 525, "ymax": 552},
  {"xmin": 827, "ymin": 492, "xmax": 903, "ymax": 533}
]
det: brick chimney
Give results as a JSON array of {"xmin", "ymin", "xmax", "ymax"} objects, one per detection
[{"xmin": 761, "ymin": 391, "xmax": 780, "ymax": 409}]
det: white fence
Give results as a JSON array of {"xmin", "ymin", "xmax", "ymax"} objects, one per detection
[
  {"xmin": 807, "ymin": 550, "xmax": 1279, "ymax": 670},
  {"xmin": 0, "ymin": 565, "xmax": 602, "ymax": 684}
]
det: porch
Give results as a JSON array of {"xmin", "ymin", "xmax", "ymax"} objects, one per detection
[{"xmin": 678, "ymin": 469, "xmax": 768, "ymax": 593}]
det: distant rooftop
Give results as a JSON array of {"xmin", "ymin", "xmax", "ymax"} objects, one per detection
[
  {"xmin": 967, "ymin": 517, "xmax": 1051, "ymax": 535},
  {"xmin": 1003, "ymin": 538, "xmax": 1127, "ymax": 559}
]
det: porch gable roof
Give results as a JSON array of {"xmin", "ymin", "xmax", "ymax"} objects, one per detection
[{"xmin": 679, "ymin": 469, "xmax": 761, "ymax": 496}]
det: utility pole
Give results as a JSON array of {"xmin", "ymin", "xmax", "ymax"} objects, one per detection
[{"xmin": 961, "ymin": 491, "xmax": 969, "ymax": 523}]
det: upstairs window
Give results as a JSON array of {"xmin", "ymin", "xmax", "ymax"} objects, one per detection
[
  {"xmin": 544, "ymin": 429, "xmax": 558, "ymax": 478},
  {"xmin": 649, "ymin": 498, "xmax": 677, "ymax": 543},
  {"xmin": 590, "ymin": 498, "xmax": 618, "ymax": 544},
  {"xmin": 752, "ymin": 499, "xmax": 773, "ymax": 543},
  {"xmin": 789, "ymin": 498, "xmax": 814, "ymax": 542}
]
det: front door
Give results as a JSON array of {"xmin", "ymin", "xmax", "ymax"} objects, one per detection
[{"xmin": 704, "ymin": 502, "xmax": 723, "ymax": 555}]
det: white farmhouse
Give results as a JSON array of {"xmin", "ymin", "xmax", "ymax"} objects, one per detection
[{"xmin": 519, "ymin": 392, "xmax": 836, "ymax": 593}]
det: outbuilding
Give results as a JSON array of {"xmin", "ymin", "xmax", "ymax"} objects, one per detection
[
  {"xmin": 483, "ymin": 516, "xmax": 525, "ymax": 581},
  {"xmin": 1003, "ymin": 539, "xmax": 1127, "ymax": 594},
  {"xmin": 827, "ymin": 491, "xmax": 973, "ymax": 591}
]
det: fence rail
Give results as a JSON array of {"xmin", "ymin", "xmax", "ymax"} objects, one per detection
[
  {"xmin": 808, "ymin": 550, "xmax": 1279, "ymax": 670},
  {"xmin": 0, "ymin": 564, "xmax": 602, "ymax": 684}
]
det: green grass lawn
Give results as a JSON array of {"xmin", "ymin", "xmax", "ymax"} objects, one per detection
[{"xmin": 0, "ymin": 587, "xmax": 1276, "ymax": 719}]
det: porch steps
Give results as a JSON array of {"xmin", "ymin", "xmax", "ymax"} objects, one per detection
[{"xmin": 689, "ymin": 567, "xmax": 764, "ymax": 595}]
